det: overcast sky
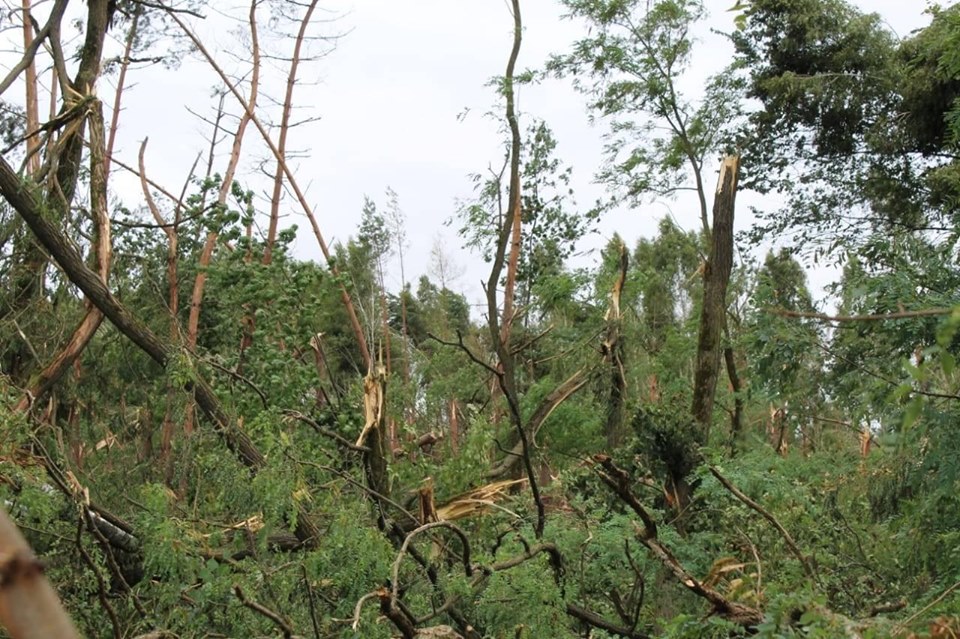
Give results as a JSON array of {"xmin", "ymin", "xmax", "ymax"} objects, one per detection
[{"xmin": 99, "ymin": 0, "xmax": 935, "ymax": 311}]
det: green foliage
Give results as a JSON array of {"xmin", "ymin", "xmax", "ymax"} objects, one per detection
[
  {"xmin": 733, "ymin": 0, "xmax": 960, "ymax": 255},
  {"xmin": 549, "ymin": 0, "xmax": 744, "ymax": 222},
  {"xmin": 8, "ymin": 2, "xmax": 960, "ymax": 638}
]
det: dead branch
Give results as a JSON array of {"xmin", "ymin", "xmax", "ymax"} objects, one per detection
[
  {"xmin": 234, "ymin": 585, "xmax": 295, "ymax": 638},
  {"xmin": 708, "ymin": 466, "xmax": 817, "ymax": 581},
  {"xmin": 390, "ymin": 522, "xmax": 473, "ymax": 611},
  {"xmin": 104, "ymin": 3, "xmax": 142, "ymax": 174},
  {"xmin": 488, "ymin": 368, "xmax": 589, "ymax": 478},
  {"xmin": 565, "ymin": 602, "xmax": 650, "ymax": 639},
  {"xmin": 427, "ymin": 331, "xmax": 500, "ymax": 376},
  {"xmin": 75, "ymin": 516, "xmax": 120, "ymax": 639},
  {"xmin": 593, "ymin": 456, "xmax": 763, "ymax": 627},
  {"xmin": 81, "ymin": 507, "xmax": 146, "ymax": 616},
  {"xmin": 593, "ymin": 455, "xmax": 658, "ymax": 538},
  {"xmin": 283, "ymin": 410, "xmax": 369, "ymax": 452}
]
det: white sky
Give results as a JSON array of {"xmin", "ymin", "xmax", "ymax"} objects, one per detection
[{"xmin": 26, "ymin": 1, "xmax": 939, "ymax": 311}]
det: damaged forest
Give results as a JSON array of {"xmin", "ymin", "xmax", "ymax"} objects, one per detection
[{"xmin": 3, "ymin": 0, "xmax": 960, "ymax": 637}]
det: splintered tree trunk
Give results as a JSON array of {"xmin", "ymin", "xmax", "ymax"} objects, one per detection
[
  {"xmin": 357, "ymin": 368, "xmax": 390, "ymax": 524},
  {"xmin": 604, "ymin": 241, "xmax": 628, "ymax": 449},
  {"xmin": 692, "ymin": 155, "xmax": 739, "ymax": 441}
]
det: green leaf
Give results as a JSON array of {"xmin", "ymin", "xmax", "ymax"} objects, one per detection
[
  {"xmin": 942, "ymin": 351, "xmax": 956, "ymax": 376},
  {"xmin": 902, "ymin": 395, "xmax": 924, "ymax": 430}
]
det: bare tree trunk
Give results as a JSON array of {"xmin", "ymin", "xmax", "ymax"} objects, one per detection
[
  {"xmin": 184, "ymin": 0, "xmax": 261, "ymax": 434},
  {"xmin": 168, "ymin": 10, "xmax": 372, "ymax": 372},
  {"xmin": 264, "ymin": 0, "xmax": 319, "ymax": 264},
  {"xmin": 357, "ymin": 368, "xmax": 390, "ymax": 524},
  {"xmin": 12, "ymin": 0, "xmax": 111, "ymax": 405},
  {"xmin": 236, "ymin": 0, "xmax": 321, "ymax": 373},
  {"xmin": 449, "ymin": 398, "xmax": 460, "ymax": 454},
  {"xmin": 691, "ymin": 155, "xmax": 739, "ymax": 441},
  {"xmin": 21, "ymin": 1, "xmax": 40, "ymax": 176},
  {"xmin": 479, "ymin": 0, "xmax": 549, "ymax": 539},
  {"xmin": 138, "ymin": 140, "xmax": 190, "ymax": 471},
  {"xmin": 15, "ymin": 99, "xmax": 111, "ymax": 411}
]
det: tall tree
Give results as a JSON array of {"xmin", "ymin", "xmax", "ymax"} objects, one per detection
[{"xmin": 549, "ymin": 0, "xmax": 743, "ymax": 233}]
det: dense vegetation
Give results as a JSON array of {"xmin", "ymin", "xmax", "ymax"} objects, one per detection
[{"xmin": 1, "ymin": 0, "xmax": 960, "ymax": 637}]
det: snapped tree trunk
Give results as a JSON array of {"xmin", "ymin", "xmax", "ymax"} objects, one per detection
[
  {"xmin": 691, "ymin": 155, "xmax": 739, "ymax": 441},
  {"xmin": 604, "ymin": 241, "xmax": 628, "ymax": 449}
]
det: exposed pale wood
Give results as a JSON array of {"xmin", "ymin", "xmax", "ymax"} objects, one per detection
[{"xmin": 0, "ymin": 507, "xmax": 80, "ymax": 639}]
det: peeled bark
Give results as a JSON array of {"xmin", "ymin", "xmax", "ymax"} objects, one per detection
[{"xmin": 691, "ymin": 155, "xmax": 739, "ymax": 440}]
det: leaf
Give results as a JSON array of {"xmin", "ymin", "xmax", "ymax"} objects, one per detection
[
  {"xmin": 902, "ymin": 395, "xmax": 924, "ymax": 430},
  {"xmin": 942, "ymin": 351, "xmax": 956, "ymax": 376}
]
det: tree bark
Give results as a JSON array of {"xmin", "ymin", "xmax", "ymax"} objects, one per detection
[
  {"xmin": 0, "ymin": 506, "xmax": 80, "ymax": 639},
  {"xmin": 604, "ymin": 241, "xmax": 628, "ymax": 449},
  {"xmin": 14, "ymin": 98, "xmax": 111, "ymax": 411},
  {"xmin": 723, "ymin": 333, "xmax": 744, "ymax": 450},
  {"xmin": 691, "ymin": 155, "xmax": 739, "ymax": 441}
]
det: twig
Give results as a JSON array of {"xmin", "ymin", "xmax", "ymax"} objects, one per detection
[
  {"xmin": 290, "ymin": 455, "xmax": 417, "ymax": 526},
  {"xmin": 234, "ymin": 585, "xmax": 295, "ymax": 638},
  {"xmin": 736, "ymin": 527, "xmax": 762, "ymax": 603},
  {"xmin": 75, "ymin": 516, "xmax": 120, "ymax": 639},
  {"xmin": 200, "ymin": 355, "xmax": 269, "ymax": 407},
  {"xmin": 301, "ymin": 564, "xmax": 320, "ymax": 639},
  {"xmin": 820, "ymin": 341, "xmax": 960, "ymax": 402},
  {"xmin": 895, "ymin": 579, "xmax": 960, "ymax": 630},
  {"xmin": 427, "ymin": 331, "xmax": 499, "ymax": 377},
  {"xmin": 283, "ymin": 411, "xmax": 368, "ymax": 453}
]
